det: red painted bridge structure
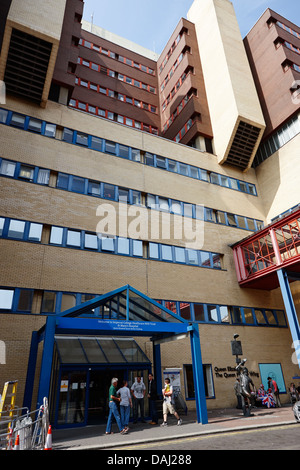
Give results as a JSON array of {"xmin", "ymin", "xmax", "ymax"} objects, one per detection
[{"xmin": 232, "ymin": 207, "xmax": 300, "ymax": 368}]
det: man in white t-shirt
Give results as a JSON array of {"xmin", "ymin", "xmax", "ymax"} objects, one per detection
[{"xmin": 131, "ymin": 376, "xmax": 146, "ymax": 423}]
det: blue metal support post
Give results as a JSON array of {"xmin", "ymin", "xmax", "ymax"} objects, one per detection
[
  {"xmin": 189, "ymin": 323, "xmax": 208, "ymax": 424},
  {"xmin": 277, "ymin": 269, "xmax": 300, "ymax": 368},
  {"xmin": 23, "ymin": 331, "xmax": 39, "ymax": 410},
  {"xmin": 36, "ymin": 316, "xmax": 56, "ymax": 407},
  {"xmin": 153, "ymin": 343, "xmax": 162, "ymax": 395}
]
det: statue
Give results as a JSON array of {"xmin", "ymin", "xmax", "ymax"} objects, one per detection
[{"xmin": 235, "ymin": 359, "xmax": 256, "ymax": 417}]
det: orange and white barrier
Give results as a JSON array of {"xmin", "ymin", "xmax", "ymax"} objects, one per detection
[{"xmin": 44, "ymin": 425, "xmax": 52, "ymax": 450}]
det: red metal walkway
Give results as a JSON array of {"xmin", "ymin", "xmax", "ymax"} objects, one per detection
[{"xmin": 232, "ymin": 208, "xmax": 300, "ymax": 290}]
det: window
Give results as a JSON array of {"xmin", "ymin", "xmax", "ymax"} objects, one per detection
[
  {"xmin": 50, "ymin": 226, "xmax": 63, "ymax": 245},
  {"xmin": 186, "ymin": 249, "xmax": 198, "ymax": 265},
  {"xmin": 132, "ymin": 149, "xmax": 141, "ymax": 162},
  {"xmin": 62, "ymin": 128, "xmax": 74, "ymax": 143},
  {"xmin": 232, "ymin": 307, "xmax": 243, "ymax": 324},
  {"xmin": 67, "ymin": 230, "xmax": 81, "ymax": 247},
  {"xmin": 0, "ymin": 160, "xmax": 16, "ymax": 177},
  {"xmin": 145, "ymin": 153, "xmax": 154, "ymax": 166},
  {"xmin": 17, "ymin": 289, "xmax": 33, "ymax": 312},
  {"xmin": 178, "ymin": 302, "xmax": 190, "ymax": 320},
  {"xmin": 101, "ymin": 236, "xmax": 115, "ymax": 252},
  {"xmin": 0, "ymin": 217, "xmax": 5, "ymax": 236},
  {"xmin": 200, "ymin": 251, "xmax": 211, "ymax": 267},
  {"xmin": 118, "ymin": 188, "xmax": 129, "ymax": 203},
  {"xmin": 88, "ymin": 180, "xmax": 101, "ymax": 196},
  {"xmin": 132, "ymin": 240, "xmax": 143, "ymax": 257},
  {"xmin": 219, "ymin": 306, "xmax": 230, "ymax": 323},
  {"xmin": 85, "ymin": 233, "xmax": 98, "ymax": 250},
  {"xmin": 0, "ymin": 109, "xmax": 8, "ymax": 123},
  {"xmin": 255, "ymin": 309, "xmax": 267, "ymax": 324},
  {"xmin": 161, "ymin": 244, "xmax": 173, "ymax": 261},
  {"xmin": 8, "ymin": 219, "xmax": 25, "ymax": 239},
  {"xmin": 10, "ymin": 113, "xmax": 25, "ymax": 128},
  {"xmin": 243, "ymin": 308, "xmax": 254, "ymax": 324},
  {"xmin": 57, "ymin": 173, "xmax": 69, "ymax": 190},
  {"xmin": 37, "ymin": 169, "xmax": 50, "ymax": 185},
  {"xmin": 19, "ymin": 165, "xmax": 34, "ymax": 180},
  {"xmin": 41, "ymin": 291, "xmax": 56, "ymax": 313},
  {"xmin": 184, "ymin": 364, "xmax": 214, "ymax": 399},
  {"xmin": 264, "ymin": 310, "xmax": 277, "ymax": 325},
  {"xmin": 105, "ymin": 141, "xmax": 116, "ymax": 154},
  {"xmin": 28, "ymin": 223, "xmax": 43, "ymax": 242},
  {"xmin": 175, "ymin": 246, "xmax": 185, "ymax": 263},
  {"xmin": 207, "ymin": 305, "xmax": 218, "ymax": 322},
  {"xmin": 149, "ymin": 242, "xmax": 159, "ymax": 259},
  {"xmin": 76, "ymin": 132, "xmax": 89, "ymax": 146},
  {"xmin": 61, "ymin": 293, "xmax": 76, "ymax": 312},
  {"xmin": 71, "ymin": 176, "xmax": 85, "ymax": 193},
  {"xmin": 156, "ymin": 156, "xmax": 166, "ymax": 169},
  {"xmin": 117, "ymin": 238, "xmax": 130, "ymax": 255},
  {"xmin": 0, "ymin": 289, "xmax": 14, "ymax": 309},
  {"xmin": 158, "ymin": 197, "xmax": 169, "ymax": 211},
  {"xmin": 103, "ymin": 183, "xmax": 115, "ymax": 200},
  {"xmin": 90, "ymin": 136, "xmax": 102, "ymax": 151},
  {"xmin": 194, "ymin": 304, "xmax": 205, "ymax": 322},
  {"xmin": 27, "ymin": 118, "xmax": 42, "ymax": 133},
  {"xmin": 119, "ymin": 145, "xmax": 130, "ymax": 159}
]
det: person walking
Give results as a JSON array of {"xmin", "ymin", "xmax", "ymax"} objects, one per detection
[
  {"xmin": 131, "ymin": 376, "xmax": 146, "ymax": 423},
  {"xmin": 117, "ymin": 380, "xmax": 132, "ymax": 431},
  {"xmin": 160, "ymin": 377, "xmax": 182, "ymax": 427},
  {"xmin": 148, "ymin": 373, "xmax": 158, "ymax": 425},
  {"xmin": 267, "ymin": 376, "xmax": 281, "ymax": 408},
  {"xmin": 105, "ymin": 378, "xmax": 128, "ymax": 435}
]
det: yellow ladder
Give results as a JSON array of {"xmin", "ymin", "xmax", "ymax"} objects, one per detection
[{"xmin": 0, "ymin": 381, "xmax": 18, "ymax": 420}]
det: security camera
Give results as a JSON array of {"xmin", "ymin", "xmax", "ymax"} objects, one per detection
[{"xmin": 233, "ymin": 334, "xmax": 239, "ymax": 339}]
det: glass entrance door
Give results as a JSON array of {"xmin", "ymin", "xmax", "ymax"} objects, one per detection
[
  {"xmin": 57, "ymin": 371, "xmax": 87, "ymax": 426},
  {"xmin": 88, "ymin": 369, "xmax": 125, "ymax": 424}
]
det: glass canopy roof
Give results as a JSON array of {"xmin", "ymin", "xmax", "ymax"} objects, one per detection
[
  {"xmin": 55, "ymin": 335, "xmax": 151, "ymax": 365},
  {"xmin": 59, "ymin": 285, "xmax": 185, "ymax": 324}
]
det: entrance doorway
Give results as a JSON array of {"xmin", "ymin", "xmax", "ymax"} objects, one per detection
[{"xmin": 88, "ymin": 369, "xmax": 125, "ymax": 424}]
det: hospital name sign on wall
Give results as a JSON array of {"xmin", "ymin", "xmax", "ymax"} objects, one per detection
[{"xmin": 214, "ymin": 366, "xmax": 259, "ymax": 379}]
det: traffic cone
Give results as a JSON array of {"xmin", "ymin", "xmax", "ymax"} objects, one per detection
[
  {"xmin": 44, "ymin": 425, "xmax": 52, "ymax": 450},
  {"xmin": 13, "ymin": 433, "xmax": 20, "ymax": 450}
]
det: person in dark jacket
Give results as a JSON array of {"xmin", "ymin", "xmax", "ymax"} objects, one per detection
[{"xmin": 148, "ymin": 373, "xmax": 158, "ymax": 424}]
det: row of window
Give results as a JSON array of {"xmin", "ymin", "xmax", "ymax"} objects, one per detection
[
  {"xmin": 284, "ymin": 40, "xmax": 300, "ymax": 56},
  {"xmin": 0, "ymin": 157, "xmax": 263, "ymax": 232},
  {"xmin": 163, "ymin": 92, "xmax": 195, "ymax": 132},
  {"xmin": 253, "ymin": 114, "xmax": 300, "ymax": 167},
  {"xmin": 0, "ymin": 107, "xmax": 258, "ymax": 196},
  {"xmin": 69, "ymin": 98, "xmax": 159, "ymax": 134},
  {"xmin": 0, "ymin": 286, "xmax": 287, "ymax": 329},
  {"xmin": 160, "ymin": 50, "xmax": 186, "ymax": 92},
  {"xmin": 0, "ymin": 216, "xmax": 223, "ymax": 269},
  {"xmin": 174, "ymin": 118, "xmax": 194, "ymax": 143},
  {"xmin": 276, "ymin": 20, "xmax": 300, "ymax": 41},
  {"xmin": 79, "ymin": 38, "xmax": 155, "ymax": 76},
  {"xmin": 283, "ymin": 61, "xmax": 300, "ymax": 74},
  {"xmin": 161, "ymin": 68, "xmax": 191, "ymax": 112},
  {"xmin": 159, "ymin": 31, "xmax": 183, "ymax": 74},
  {"xmin": 77, "ymin": 56, "xmax": 156, "ymax": 94}
]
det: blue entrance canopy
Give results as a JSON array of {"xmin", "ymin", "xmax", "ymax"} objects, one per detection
[{"xmin": 25, "ymin": 285, "xmax": 208, "ymax": 424}]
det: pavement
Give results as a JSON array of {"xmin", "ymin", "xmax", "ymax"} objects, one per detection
[{"xmin": 52, "ymin": 403, "xmax": 298, "ymax": 450}]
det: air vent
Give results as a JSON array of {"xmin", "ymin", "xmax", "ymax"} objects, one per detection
[
  {"xmin": 225, "ymin": 121, "xmax": 262, "ymax": 170},
  {"xmin": 4, "ymin": 28, "xmax": 52, "ymax": 103}
]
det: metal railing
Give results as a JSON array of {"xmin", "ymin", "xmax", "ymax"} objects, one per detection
[{"xmin": 0, "ymin": 397, "xmax": 49, "ymax": 450}]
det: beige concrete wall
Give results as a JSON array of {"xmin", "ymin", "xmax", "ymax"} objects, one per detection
[
  {"xmin": 187, "ymin": 0, "xmax": 265, "ymax": 168},
  {"xmin": 0, "ymin": 95, "xmax": 295, "ymax": 412},
  {"xmin": 255, "ymin": 130, "xmax": 300, "ymax": 223}
]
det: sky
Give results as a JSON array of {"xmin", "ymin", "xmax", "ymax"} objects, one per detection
[{"xmin": 82, "ymin": 0, "xmax": 300, "ymax": 55}]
